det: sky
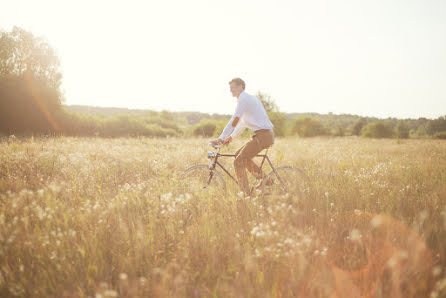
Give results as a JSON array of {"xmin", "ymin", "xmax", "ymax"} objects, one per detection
[{"xmin": 1, "ymin": 0, "xmax": 445, "ymax": 119}]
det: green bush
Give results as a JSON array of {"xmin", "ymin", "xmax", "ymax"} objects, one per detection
[
  {"xmin": 332, "ymin": 124, "xmax": 345, "ymax": 137},
  {"xmin": 57, "ymin": 111, "xmax": 103, "ymax": 136},
  {"xmin": 256, "ymin": 91, "xmax": 287, "ymax": 137},
  {"xmin": 58, "ymin": 112, "xmax": 179, "ymax": 137},
  {"xmin": 352, "ymin": 118, "xmax": 367, "ymax": 136},
  {"xmin": 434, "ymin": 131, "xmax": 446, "ymax": 139},
  {"xmin": 361, "ymin": 121, "xmax": 394, "ymax": 138},
  {"xmin": 269, "ymin": 111, "xmax": 287, "ymax": 137},
  {"xmin": 396, "ymin": 120, "xmax": 410, "ymax": 139},
  {"xmin": 143, "ymin": 113, "xmax": 182, "ymax": 134},
  {"xmin": 426, "ymin": 116, "xmax": 446, "ymax": 135},
  {"xmin": 193, "ymin": 120, "xmax": 217, "ymax": 137},
  {"xmin": 291, "ymin": 117, "xmax": 329, "ymax": 137}
]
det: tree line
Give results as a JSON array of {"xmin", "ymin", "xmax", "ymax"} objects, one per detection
[{"xmin": 1, "ymin": 27, "xmax": 445, "ymax": 139}]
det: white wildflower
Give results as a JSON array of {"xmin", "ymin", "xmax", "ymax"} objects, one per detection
[
  {"xmin": 349, "ymin": 229, "xmax": 362, "ymax": 241},
  {"xmin": 104, "ymin": 290, "xmax": 118, "ymax": 297},
  {"xmin": 370, "ymin": 216, "xmax": 383, "ymax": 228}
]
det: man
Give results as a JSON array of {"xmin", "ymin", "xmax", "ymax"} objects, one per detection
[{"xmin": 211, "ymin": 78, "xmax": 274, "ymax": 195}]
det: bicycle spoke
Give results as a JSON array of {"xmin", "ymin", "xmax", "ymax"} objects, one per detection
[
  {"xmin": 180, "ymin": 164, "xmax": 226, "ymax": 197},
  {"xmin": 261, "ymin": 167, "xmax": 311, "ymax": 198}
]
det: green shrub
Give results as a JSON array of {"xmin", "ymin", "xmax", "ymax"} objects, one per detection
[
  {"xmin": 352, "ymin": 118, "xmax": 367, "ymax": 136},
  {"xmin": 332, "ymin": 124, "xmax": 345, "ymax": 137},
  {"xmin": 434, "ymin": 131, "xmax": 446, "ymax": 139},
  {"xmin": 396, "ymin": 120, "xmax": 410, "ymax": 139},
  {"xmin": 193, "ymin": 120, "xmax": 217, "ymax": 137},
  {"xmin": 269, "ymin": 111, "xmax": 287, "ymax": 137},
  {"xmin": 361, "ymin": 121, "xmax": 394, "ymax": 138},
  {"xmin": 291, "ymin": 117, "xmax": 329, "ymax": 137},
  {"xmin": 426, "ymin": 116, "xmax": 446, "ymax": 135},
  {"xmin": 143, "ymin": 114, "xmax": 182, "ymax": 134}
]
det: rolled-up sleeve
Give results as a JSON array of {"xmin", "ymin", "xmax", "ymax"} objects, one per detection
[{"xmin": 219, "ymin": 115, "xmax": 236, "ymax": 140}]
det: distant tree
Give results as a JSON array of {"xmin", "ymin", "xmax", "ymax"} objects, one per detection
[
  {"xmin": 361, "ymin": 121, "xmax": 394, "ymax": 138},
  {"xmin": 0, "ymin": 27, "xmax": 63, "ymax": 135},
  {"xmin": 160, "ymin": 110, "xmax": 175, "ymax": 121},
  {"xmin": 352, "ymin": 118, "xmax": 367, "ymax": 136},
  {"xmin": 334, "ymin": 124, "xmax": 345, "ymax": 137},
  {"xmin": 193, "ymin": 120, "xmax": 217, "ymax": 137},
  {"xmin": 268, "ymin": 111, "xmax": 287, "ymax": 137},
  {"xmin": 0, "ymin": 26, "xmax": 62, "ymax": 90},
  {"xmin": 256, "ymin": 91, "xmax": 278, "ymax": 112},
  {"xmin": 291, "ymin": 117, "xmax": 329, "ymax": 137},
  {"xmin": 434, "ymin": 131, "xmax": 446, "ymax": 139},
  {"xmin": 426, "ymin": 116, "xmax": 446, "ymax": 136},
  {"xmin": 396, "ymin": 120, "xmax": 410, "ymax": 139},
  {"xmin": 256, "ymin": 92, "xmax": 287, "ymax": 137}
]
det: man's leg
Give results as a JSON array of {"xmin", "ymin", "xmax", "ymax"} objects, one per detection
[
  {"xmin": 234, "ymin": 137, "xmax": 263, "ymax": 195},
  {"xmin": 246, "ymin": 160, "xmax": 264, "ymax": 179},
  {"xmin": 248, "ymin": 130, "xmax": 275, "ymax": 184},
  {"xmin": 234, "ymin": 144, "xmax": 265, "ymax": 180}
]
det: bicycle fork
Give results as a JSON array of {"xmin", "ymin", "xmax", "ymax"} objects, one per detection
[
  {"xmin": 206, "ymin": 161, "xmax": 216, "ymax": 187},
  {"xmin": 205, "ymin": 148, "xmax": 220, "ymax": 187}
]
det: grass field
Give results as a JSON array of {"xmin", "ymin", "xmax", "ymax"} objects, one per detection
[{"xmin": 1, "ymin": 136, "xmax": 446, "ymax": 297}]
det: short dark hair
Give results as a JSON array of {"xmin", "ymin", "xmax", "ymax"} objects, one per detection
[{"xmin": 229, "ymin": 78, "xmax": 245, "ymax": 90}]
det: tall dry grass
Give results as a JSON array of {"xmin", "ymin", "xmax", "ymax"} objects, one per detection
[{"xmin": 0, "ymin": 136, "xmax": 445, "ymax": 297}]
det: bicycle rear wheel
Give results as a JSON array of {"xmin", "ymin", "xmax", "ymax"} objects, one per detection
[
  {"xmin": 261, "ymin": 166, "xmax": 311, "ymax": 198},
  {"xmin": 180, "ymin": 164, "xmax": 226, "ymax": 197}
]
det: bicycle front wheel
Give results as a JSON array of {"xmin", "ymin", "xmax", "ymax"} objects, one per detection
[
  {"xmin": 180, "ymin": 164, "xmax": 227, "ymax": 197},
  {"xmin": 261, "ymin": 166, "xmax": 311, "ymax": 198}
]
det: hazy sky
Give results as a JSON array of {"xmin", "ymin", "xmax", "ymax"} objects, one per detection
[{"xmin": 1, "ymin": 0, "xmax": 445, "ymax": 118}]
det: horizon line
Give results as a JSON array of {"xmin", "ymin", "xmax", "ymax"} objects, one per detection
[{"xmin": 63, "ymin": 104, "xmax": 444, "ymax": 121}]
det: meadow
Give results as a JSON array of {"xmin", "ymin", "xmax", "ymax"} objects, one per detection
[{"xmin": 1, "ymin": 136, "xmax": 446, "ymax": 297}]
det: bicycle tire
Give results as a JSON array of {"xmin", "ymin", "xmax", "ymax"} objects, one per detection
[
  {"xmin": 260, "ymin": 166, "xmax": 311, "ymax": 198},
  {"xmin": 180, "ymin": 164, "xmax": 227, "ymax": 197}
]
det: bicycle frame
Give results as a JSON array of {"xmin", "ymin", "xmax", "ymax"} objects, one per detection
[{"xmin": 206, "ymin": 145, "xmax": 284, "ymax": 189}]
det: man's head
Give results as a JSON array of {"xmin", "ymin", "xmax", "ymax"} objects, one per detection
[{"xmin": 229, "ymin": 78, "xmax": 245, "ymax": 98}]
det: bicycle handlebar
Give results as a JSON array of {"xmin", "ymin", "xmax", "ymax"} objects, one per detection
[{"xmin": 209, "ymin": 142, "xmax": 222, "ymax": 149}]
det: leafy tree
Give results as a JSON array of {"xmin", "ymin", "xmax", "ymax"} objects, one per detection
[
  {"xmin": 434, "ymin": 131, "xmax": 446, "ymax": 139},
  {"xmin": 0, "ymin": 27, "xmax": 63, "ymax": 135},
  {"xmin": 396, "ymin": 120, "xmax": 410, "ymax": 139},
  {"xmin": 334, "ymin": 124, "xmax": 345, "ymax": 137},
  {"xmin": 193, "ymin": 120, "xmax": 217, "ymax": 137},
  {"xmin": 426, "ymin": 116, "xmax": 446, "ymax": 135},
  {"xmin": 160, "ymin": 110, "xmax": 175, "ymax": 121},
  {"xmin": 256, "ymin": 92, "xmax": 287, "ymax": 136},
  {"xmin": 256, "ymin": 91, "xmax": 279, "ymax": 113},
  {"xmin": 352, "ymin": 118, "xmax": 367, "ymax": 136},
  {"xmin": 0, "ymin": 26, "xmax": 62, "ymax": 90},
  {"xmin": 291, "ymin": 117, "xmax": 329, "ymax": 137},
  {"xmin": 361, "ymin": 121, "xmax": 394, "ymax": 138},
  {"xmin": 268, "ymin": 111, "xmax": 287, "ymax": 137}
]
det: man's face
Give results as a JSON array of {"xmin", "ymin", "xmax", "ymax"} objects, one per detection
[{"xmin": 229, "ymin": 83, "xmax": 243, "ymax": 98}]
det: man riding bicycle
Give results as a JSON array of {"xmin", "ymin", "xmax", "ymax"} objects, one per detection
[{"xmin": 211, "ymin": 78, "xmax": 274, "ymax": 195}]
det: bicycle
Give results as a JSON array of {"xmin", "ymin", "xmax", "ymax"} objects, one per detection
[{"xmin": 180, "ymin": 143, "xmax": 311, "ymax": 198}]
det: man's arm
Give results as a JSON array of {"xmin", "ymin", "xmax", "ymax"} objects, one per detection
[
  {"xmin": 212, "ymin": 117, "xmax": 240, "ymax": 145},
  {"xmin": 229, "ymin": 118, "xmax": 246, "ymax": 139},
  {"xmin": 221, "ymin": 117, "xmax": 240, "ymax": 144},
  {"xmin": 212, "ymin": 96, "xmax": 247, "ymax": 145},
  {"xmin": 232, "ymin": 117, "xmax": 240, "ymax": 127}
]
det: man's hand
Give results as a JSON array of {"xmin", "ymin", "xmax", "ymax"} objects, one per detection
[
  {"xmin": 223, "ymin": 136, "xmax": 232, "ymax": 145},
  {"xmin": 210, "ymin": 138, "xmax": 222, "ymax": 147}
]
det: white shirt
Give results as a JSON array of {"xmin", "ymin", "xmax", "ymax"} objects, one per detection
[{"xmin": 219, "ymin": 91, "xmax": 274, "ymax": 140}]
